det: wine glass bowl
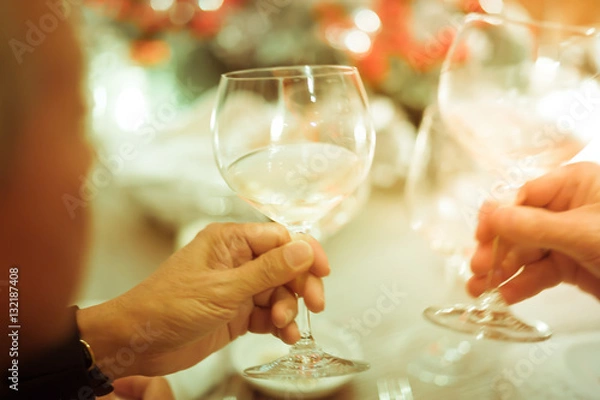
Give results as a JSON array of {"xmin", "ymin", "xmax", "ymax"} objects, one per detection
[
  {"xmin": 212, "ymin": 65, "xmax": 375, "ymax": 378},
  {"xmin": 213, "ymin": 66, "xmax": 375, "ymax": 234},
  {"xmin": 438, "ymin": 13, "xmax": 600, "ymax": 182},
  {"xmin": 405, "ymin": 104, "xmax": 487, "ymax": 276},
  {"xmin": 404, "ymin": 104, "xmax": 499, "ymax": 384}
]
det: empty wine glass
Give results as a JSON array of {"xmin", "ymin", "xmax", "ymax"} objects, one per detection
[
  {"xmin": 212, "ymin": 65, "xmax": 375, "ymax": 379},
  {"xmin": 404, "ymin": 104, "xmax": 495, "ymax": 384},
  {"xmin": 438, "ymin": 13, "xmax": 598, "ymax": 179},
  {"xmin": 425, "ymin": 13, "xmax": 600, "ymax": 342},
  {"xmin": 405, "ymin": 104, "xmax": 489, "ymax": 283}
]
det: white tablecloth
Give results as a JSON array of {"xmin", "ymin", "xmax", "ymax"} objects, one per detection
[{"xmin": 77, "ymin": 182, "xmax": 600, "ymax": 400}]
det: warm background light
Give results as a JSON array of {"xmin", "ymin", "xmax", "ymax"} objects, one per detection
[{"xmin": 518, "ymin": 0, "xmax": 600, "ymax": 25}]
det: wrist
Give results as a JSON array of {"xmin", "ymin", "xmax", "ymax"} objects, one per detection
[{"xmin": 76, "ymin": 300, "xmax": 141, "ymax": 380}]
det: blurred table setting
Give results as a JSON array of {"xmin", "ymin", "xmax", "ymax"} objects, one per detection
[{"xmin": 74, "ymin": 0, "xmax": 600, "ymax": 398}]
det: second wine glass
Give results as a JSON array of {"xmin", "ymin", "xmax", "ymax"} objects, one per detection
[
  {"xmin": 421, "ymin": 13, "xmax": 600, "ymax": 342},
  {"xmin": 404, "ymin": 104, "xmax": 497, "ymax": 385},
  {"xmin": 212, "ymin": 65, "xmax": 375, "ymax": 379}
]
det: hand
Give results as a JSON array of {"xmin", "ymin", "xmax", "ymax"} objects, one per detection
[
  {"xmin": 77, "ymin": 223, "xmax": 330, "ymax": 379},
  {"xmin": 100, "ymin": 377, "xmax": 174, "ymax": 400},
  {"xmin": 468, "ymin": 162, "xmax": 600, "ymax": 304}
]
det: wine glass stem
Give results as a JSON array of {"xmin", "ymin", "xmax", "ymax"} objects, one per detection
[
  {"xmin": 485, "ymin": 236, "xmax": 505, "ymax": 291},
  {"xmin": 478, "ymin": 237, "xmax": 511, "ymax": 314},
  {"xmin": 297, "ymin": 297, "xmax": 314, "ymax": 341},
  {"xmin": 286, "ymin": 226, "xmax": 317, "ymax": 345}
]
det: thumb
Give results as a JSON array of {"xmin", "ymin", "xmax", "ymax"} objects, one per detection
[
  {"xmin": 230, "ymin": 240, "xmax": 314, "ymax": 299},
  {"xmin": 493, "ymin": 205, "xmax": 592, "ymax": 258}
]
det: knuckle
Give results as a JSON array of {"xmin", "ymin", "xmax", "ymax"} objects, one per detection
[
  {"xmin": 201, "ymin": 222, "xmax": 223, "ymax": 236},
  {"xmin": 256, "ymin": 254, "xmax": 284, "ymax": 285}
]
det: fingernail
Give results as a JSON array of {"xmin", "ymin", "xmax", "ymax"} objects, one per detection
[
  {"xmin": 284, "ymin": 309, "xmax": 295, "ymax": 325},
  {"xmin": 515, "ymin": 189, "xmax": 526, "ymax": 205},
  {"xmin": 492, "ymin": 268, "xmax": 505, "ymax": 286},
  {"xmin": 479, "ymin": 200, "xmax": 497, "ymax": 214},
  {"xmin": 283, "ymin": 241, "xmax": 312, "ymax": 269}
]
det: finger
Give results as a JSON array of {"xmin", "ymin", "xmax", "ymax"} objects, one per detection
[
  {"xmin": 249, "ymin": 308, "xmax": 302, "ymax": 344},
  {"xmin": 143, "ymin": 377, "xmax": 175, "ymax": 400},
  {"xmin": 571, "ymin": 267, "xmax": 600, "ymax": 300},
  {"xmin": 113, "ymin": 377, "xmax": 175, "ymax": 400},
  {"xmin": 471, "ymin": 243, "xmax": 549, "ymax": 278},
  {"xmin": 468, "ymin": 258, "xmax": 562, "ymax": 304},
  {"xmin": 475, "ymin": 201, "xmax": 501, "ymax": 243},
  {"xmin": 470, "ymin": 239, "xmax": 515, "ymax": 285},
  {"xmin": 286, "ymin": 274, "xmax": 325, "ymax": 313},
  {"xmin": 515, "ymin": 169, "xmax": 566, "ymax": 208},
  {"xmin": 240, "ymin": 223, "xmax": 291, "ymax": 255},
  {"xmin": 224, "ymin": 224, "xmax": 329, "ymax": 276},
  {"xmin": 248, "ymin": 307, "xmax": 275, "ymax": 334},
  {"xmin": 466, "ymin": 274, "xmax": 488, "ymax": 298},
  {"xmin": 301, "ymin": 275, "xmax": 325, "ymax": 313},
  {"xmin": 271, "ymin": 286, "xmax": 298, "ymax": 329},
  {"xmin": 497, "ymin": 259, "xmax": 563, "ymax": 304},
  {"xmin": 470, "ymin": 241, "xmax": 495, "ymax": 276},
  {"xmin": 201, "ymin": 223, "xmax": 291, "ymax": 259},
  {"xmin": 230, "ymin": 240, "xmax": 314, "ymax": 300},
  {"xmin": 277, "ymin": 321, "xmax": 301, "ymax": 344},
  {"xmin": 489, "ymin": 206, "xmax": 595, "ymax": 261},
  {"xmin": 300, "ymin": 235, "xmax": 330, "ymax": 277},
  {"xmin": 253, "ymin": 288, "xmax": 275, "ymax": 307},
  {"xmin": 516, "ymin": 163, "xmax": 595, "ymax": 210}
]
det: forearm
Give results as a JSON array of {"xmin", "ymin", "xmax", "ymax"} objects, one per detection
[{"xmin": 76, "ymin": 300, "xmax": 142, "ymax": 380}]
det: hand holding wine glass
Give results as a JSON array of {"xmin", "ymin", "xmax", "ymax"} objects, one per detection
[
  {"xmin": 424, "ymin": 13, "xmax": 600, "ymax": 342},
  {"xmin": 468, "ymin": 162, "xmax": 600, "ymax": 304},
  {"xmin": 212, "ymin": 65, "xmax": 375, "ymax": 378}
]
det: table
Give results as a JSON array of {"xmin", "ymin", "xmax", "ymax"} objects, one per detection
[{"xmin": 77, "ymin": 182, "xmax": 600, "ymax": 400}]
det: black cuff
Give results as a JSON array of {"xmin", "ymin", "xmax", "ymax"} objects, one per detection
[{"xmin": 6, "ymin": 306, "xmax": 113, "ymax": 399}]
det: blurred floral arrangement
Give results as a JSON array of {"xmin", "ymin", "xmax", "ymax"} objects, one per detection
[
  {"xmin": 80, "ymin": 0, "xmax": 510, "ymax": 236},
  {"xmin": 313, "ymin": 0, "xmax": 485, "ymax": 112},
  {"xmin": 83, "ymin": 0, "xmax": 494, "ymax": 110}
]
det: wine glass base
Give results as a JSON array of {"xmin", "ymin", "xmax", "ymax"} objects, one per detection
[
  {"xmin": 423, "ymin": 304, "xmax": 552, "ymax": 343},
  {"xmin": 404, "ymin": 328, "xmax": 493, "ymax": 386},
  {"xmin": 243, "ymin": 349, "xmax": 370, "ymax": 380}
]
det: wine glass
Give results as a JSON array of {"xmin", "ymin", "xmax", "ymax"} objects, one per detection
[
  {"xmin": 404, "ymin": 104, "xmax": 496, "ymax": 384},
  {"xmin": 211, "ymin": 65, "xmax": 375, "ymax": 379},
  {"xmin": 405, "ymin": 104, "xmax": 489, "ymax": 283},
  {"xmin": 425, "ymin": 14, "xmax": 600, "ymax": 342}
]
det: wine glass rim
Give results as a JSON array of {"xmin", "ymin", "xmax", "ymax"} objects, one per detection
[
  {"xmin": 221, "ymin": 65, "xmax": 358, "ymax": 81},
  {"xmin": 463, "ymin": 12, "xmax": 600, "ymax": 36}
]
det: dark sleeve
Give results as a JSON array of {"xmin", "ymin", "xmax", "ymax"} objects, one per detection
[{"xmin": 3, "ymin": 306, "xmax": 113, "ymax": 400}]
